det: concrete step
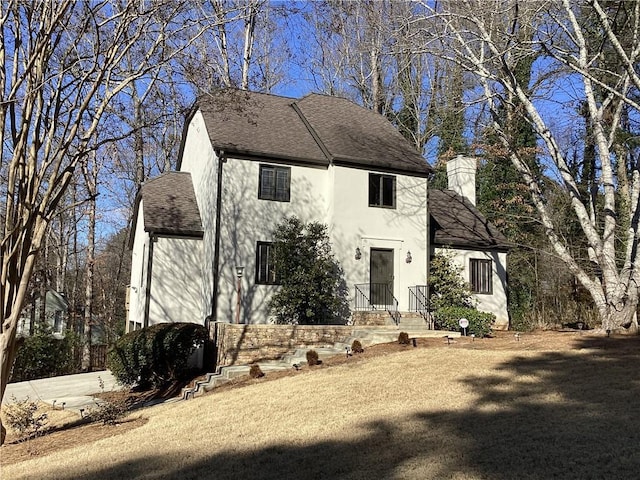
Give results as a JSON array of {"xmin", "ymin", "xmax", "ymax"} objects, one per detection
[{"xmin": 180, "ymin": 326, "xmax": 461, "ymax": 400}]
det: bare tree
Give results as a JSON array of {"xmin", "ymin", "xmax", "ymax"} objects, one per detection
[
  {"xmin": 177, "ymin": 0, "xmax": 278, "ymax": 94},
  {"xmin": 421, "ymin": 0, "xmax": 640, "ymax": 330},
  {"xmin": 80, "ymin": 151, "xmax": 99, "ymax": 371},
  {"xmin": 0, "ymin": 0, "xmax": 219, "ymax": 445},
  {"xmin": 299, "ymin": 0, "xmax": 438, "ymax": 151}
]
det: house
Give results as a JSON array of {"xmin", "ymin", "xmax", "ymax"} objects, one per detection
[
  {"xmin": 430, "ymin": 156, "xmax": 510, "ymax": 329},
  {"xmin": 126, "ymin": 90, "xmax": 509, "ymax": 332},
  {"xmin": 17, "ymin": 289, "xmax": 69, "ymax": 338}
]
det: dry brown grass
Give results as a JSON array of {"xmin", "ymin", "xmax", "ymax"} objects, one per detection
[{"xmin": 3, "ymin": 331, "xmax": 640, "ymax": 479}]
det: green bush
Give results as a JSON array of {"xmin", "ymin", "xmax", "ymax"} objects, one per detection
[
  {"xmin": 107, "ymin": 322, "xmax": 207, "ymax": 389},
  {"xmin": 269, "ymin": 217, "xmax": 350, "ymax": 325},
  {"xmin": 398, "ymin": 332, "xmax": 410, "ymax": 345},
  {"xmin": 429, "ymin": 251, "xmax": 473, "ymax": 311},
  {"xmin": 10, "ymin": 327, "xmax": 80, "ymax": 382},
  {"xmin": 433, "ymin": 306, "xmax": 495, "ymax": 337}
]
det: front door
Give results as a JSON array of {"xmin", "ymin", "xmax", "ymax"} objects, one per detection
[{"xmin": 370, "ymin": 248, "xmax": 394, "ymax": 306}]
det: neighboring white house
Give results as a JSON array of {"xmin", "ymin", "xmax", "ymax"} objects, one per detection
[
  {"xmin": 127, "ymin": 90, "xmax": 434, "ymax": 331},
  {"xmin": 17, "ymin": 289, "xmax": 69, "ymax": 338}
]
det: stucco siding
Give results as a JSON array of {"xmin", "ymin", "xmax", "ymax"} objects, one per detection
[
  {"xmin": 215, "ymin": 158, "xmax": 330, "ymax": 324},
  {"xmin": 148, "ymin": 237, "xmax": 204, "ymax": 325},
  {"xmin": 127, "ymin": 200, "xmax": 150, "ymax": 331},
  {"xmin": 331, "ymin": 166, "xmax": 428, "ymax": 310},
  {"xmin": 179, "ymin": 110, "xmax": 219, "ymax": 321},
  {"xmin": 435, "ymin": 247, "xmax": 509, "ymax": 329}
]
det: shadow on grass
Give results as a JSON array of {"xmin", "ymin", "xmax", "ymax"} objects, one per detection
[{"xmin": 51, "ymin": 336, "xmax": 640, "ymax": 479}]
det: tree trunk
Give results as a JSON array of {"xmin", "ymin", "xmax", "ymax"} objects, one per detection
[
  {"xmin": 81, "ymin": 196, "xmax": 96, "ymax": 371},
  {"xmin": 0, "ymin": 319, "xmax": 19, "ymax": 445},
  {"xmin": 241, "ymin": 2, "xmax": 258, "ymax": 90}
]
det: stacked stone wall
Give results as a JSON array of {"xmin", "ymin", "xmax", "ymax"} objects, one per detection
[
  {"xmin": 213, "ymin": 323, "xmax": 355, "ymax": 367},
  {"xmin": 351, "ymin": 311, "xmax": 390, "ymax": 326}
]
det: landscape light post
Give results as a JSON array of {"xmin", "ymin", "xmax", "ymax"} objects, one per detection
[{"xmin": 235, "ymin": 266, "xmax": 244, "ymax": 324}]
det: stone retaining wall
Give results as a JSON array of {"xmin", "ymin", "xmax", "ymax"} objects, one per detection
[
  {"xmin": 213, "ymin": 323, "xmax": 356, "ymax": 367},
  {"xmin": 351, "ymin": 311, "xmax": 391, "ymax": 326}
]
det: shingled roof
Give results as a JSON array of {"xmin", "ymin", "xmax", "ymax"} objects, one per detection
[
  {"xmin": 190, "ymin": 89, "xmax": 431, "ymax": 176},
  {"xmin": 430, "ymin": 189, "xmax": 510, "ymax": 250},
  {"xmin": 130, "ymin": 172, "xmax": 204, "ymax": 245}
]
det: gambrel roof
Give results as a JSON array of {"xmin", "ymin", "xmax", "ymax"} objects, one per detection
[
  {"xmin": 430, "ymin": 189, "xmax": 510, "ymax": 251},
  {"xmin": 189, "ymin": 89, "xmax": 432, "ymax": 177}
]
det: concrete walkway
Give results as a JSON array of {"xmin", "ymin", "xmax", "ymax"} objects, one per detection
[{"xmin": 3, "ymin": 370, "xmax": 120, "ymax": 414}]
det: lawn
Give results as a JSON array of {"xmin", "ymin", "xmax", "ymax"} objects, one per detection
[{"xmin": 3, "ymin": 332, "xmax": 640, "ymax": 479}]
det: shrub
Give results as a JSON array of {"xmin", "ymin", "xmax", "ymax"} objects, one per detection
[
  {"xmin": 87, "ymin": 400, "xmax": 127, "ymax": 425},
  {"xmin": 306, "ymin": 349, "xmax": 319, "ymax": 366},
  {"xmin": 398, "ymin": 332, "xmax": 410, "ymax": 345},
  {"xmin": 249, "ymin": 364, "xmax": 265, "ymax": 378},
  {"xmin": 107, "ymin": 322, "xmax": 208, "ymax": 389},
  {"xmin": 429, "ymin": 251, "xmax": 473, "ymax": 311},
  {"xmin": 433, "ymin": 306, "xmax": 495, "ymax": 337},
  {"xmin": 269, "ymin": 217, "xmax": 350, "ymax": 325},
  {"xmin": 4, "ymin": 396, "xmax": 48, "ymax": 442},
  {"xmin": 10, "ymin": 326, "xmax": 80, "ymax": 382},
  {"xmin": 351, "ymin": 339, "xmax": 364, "ymax": 354}
]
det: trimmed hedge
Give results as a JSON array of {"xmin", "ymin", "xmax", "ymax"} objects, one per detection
[
  {"xmin": 433, "ymin": 306, "xmax": 495, "ymax": 338},
  {"xmin": 10, "ymin": 329, "xmax": 79, "ymax": 382},
  {"xmin": 107, "ymin": 323, "xmax": 208, "ymax": 389}
]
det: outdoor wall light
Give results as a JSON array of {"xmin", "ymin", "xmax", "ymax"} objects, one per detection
[
  {"xmin": 355, "ymin": 247, "xmax": 362, "ymax": 260},
  {"xmin": 235, "ymin": 266, "xmax": 244, "ymax": 324},
  {"xmin": 406, "ymin": 251, "xmax": 412, "ymax": 263}
]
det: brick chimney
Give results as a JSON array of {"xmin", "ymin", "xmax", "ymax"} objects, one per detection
[{"xmin": 447, "ymin": 155, "xmax": 477, "ymax": 206}]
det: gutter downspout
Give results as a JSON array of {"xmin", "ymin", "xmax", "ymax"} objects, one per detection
[
  {"xmin": 143, "ymin": 233, "xmax": 156, "ymax": 328},
  {"xmin": 426, "ymin": 177, "xmax": 432, "ymax": 326},
  {"xmin": 210, "ymin": 150, "xmax": 227, "ymax": 323},
  {"xmin": 207, "ymin": 150, "xmax": 227, "ymax": 371}
]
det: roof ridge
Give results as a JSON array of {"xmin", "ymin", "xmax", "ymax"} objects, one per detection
[
  {"xmin": 290, "ymin": 101, "xmax": 333, "ymax": 163},
  {"xmin": 198, "ymin": 88, "xmax": 298, "ymax": 102},
  {"xmin": 142, "ymin": 171, "xmax": 192, "ymax": 187}
]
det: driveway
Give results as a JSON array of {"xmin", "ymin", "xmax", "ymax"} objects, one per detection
[{"xmin": 3, "ymin": 370, "xmax": 120, "ymax": 413}]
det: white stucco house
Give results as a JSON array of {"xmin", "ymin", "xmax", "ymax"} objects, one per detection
[
  {"xmin": 430, "ymin": 156, "xmax": 510, "ymax": 329},
  {"xmin": 126, "ymin": 90, "xmax": 510, "ymax": 332}
]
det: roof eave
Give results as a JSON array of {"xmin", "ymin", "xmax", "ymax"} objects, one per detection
[
  {"xmin": 144, "ymin": 228, "xmax": 205, "ymax": 239},
  {"xmin": 432, "ymin": 240, "xmax": 511, "ymax": 252},
  {"xmin": 332, "ymin": 156, "xmax": 432, "ymax": 177},
  {"xmin": 127, "ymin": 189, "xmax": 143, "ymax": 250},
  {"xmin": 218, "ymin": 147, "xmax": 329, "ymax": 168}
]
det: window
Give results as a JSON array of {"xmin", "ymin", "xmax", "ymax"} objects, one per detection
[
  {"xmin": 369, "ymin": 173, "xmax": 396, "ymax": 208},
  {"xmin": 53, "ymin": 311, "xmax": 62, "ymax": 333},
  {"xmin": 256, "ymin": 241, "xmax": 279, "ymax": 284},
  {"xmin": 259, "ymin": 165, "xmax": 290, "ymax": 202},
  {"xmin": 128, "ymin": 321, "xmax": 142, "ymax": 333},
  {"xmin": 470, "ymin": 259, "xmax": 492, "ymax": 294}
]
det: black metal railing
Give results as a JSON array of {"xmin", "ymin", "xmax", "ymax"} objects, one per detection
[
  {"xmin": 409, "ymin": 285, "xmax": 433, "ymax": 329},
  {"xmin": 354, "ymin": 283, "xmax": 400, "ymax": 325},
  {"xmin": 354, "ymin": 283, "xmax": 373, "ymax": 311}
]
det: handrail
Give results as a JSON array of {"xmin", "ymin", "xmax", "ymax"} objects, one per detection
[
  {"xmin": 354, "ymin": 283, "xmax": 400, "ymax": 325},
  {"xmin": 354, "ymin": 283, "xmax": 374, "ymax": 311},
  {"xmin": 409, "ymin": 285, "xmax": 433, "ymax": 329}
]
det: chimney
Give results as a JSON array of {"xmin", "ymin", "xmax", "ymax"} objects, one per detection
[{"xmin": 447, "ymin": 155, "xmax": 477, "ymax": 205}]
